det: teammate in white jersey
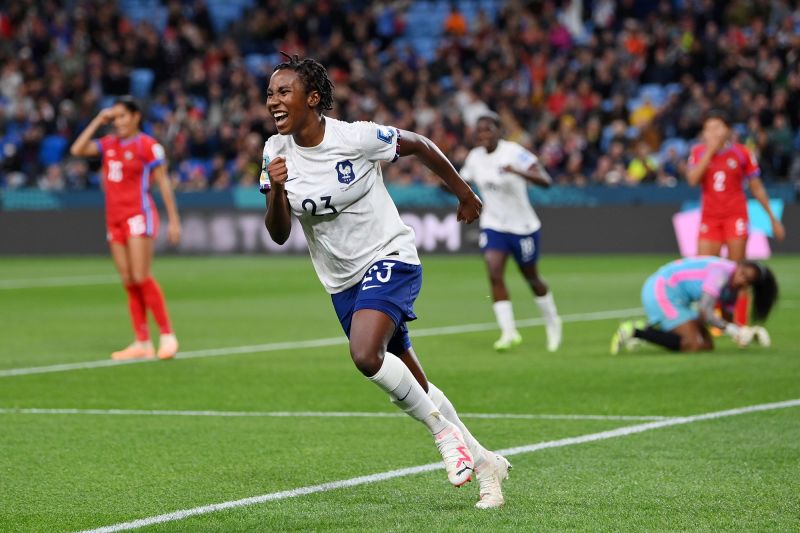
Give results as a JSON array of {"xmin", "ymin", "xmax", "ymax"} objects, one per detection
[
  {"xmin": 460, "ymin": 112, "xmax": 562, "ymax": 352},
  {"xmin": 260, "ymin": 55, "xmax": 511, "ymax": 508}
]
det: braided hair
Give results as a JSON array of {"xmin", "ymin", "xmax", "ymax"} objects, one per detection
[{"xmin": 273, "ymin": 53, "xmax": 334, "ymax": 113}]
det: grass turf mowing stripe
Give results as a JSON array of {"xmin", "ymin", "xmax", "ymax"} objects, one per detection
[
  {"xmin": 0, "ymin": 274, "xmax": 119, "ymax": 289},
  {"xmin": 0, "ymin": 407, "xmax": 672, "ymax": 422},
  {"xmin": 0, "ymin": 307, "xmax": 642, "ymax": 378},
  {"xmin": 76, "ymin": 398, "xmax": 800, "ymax": 533}
]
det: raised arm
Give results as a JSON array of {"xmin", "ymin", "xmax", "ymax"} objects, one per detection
[
  {"xmin": 503, "ymin": 161, "xmax": 552, "ymax": 188},
  {"xmin": 70, "ymin": 108, "xmax": 114, "ymax": 158},
  {"xmin": 263, "ymin": 156, "xmax": 293, "ymax": 245},
  {"xmin": 397, "ymin": 130, "xmax": 482, "ymax": 223},
  {"xmin": 152, "ymin": 164, "xmax": 181, "ymax": 245},
  {"xmin": 686, "ymin": 147, "xmax": 716, "ymax": 186},
  {"xmin": 749, "ymin": 177, "xmax": 786, "ymax": 241}
]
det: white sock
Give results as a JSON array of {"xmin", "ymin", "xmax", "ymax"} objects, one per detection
[
  {"xmin": 535, "ymin": 291, "xmax": 560, "ymax": 326},
  {"xmin": 368, "ymin": 352, "xmax": 448, "ymax": 435},
  {"xmin": 428, "ymin": 382, "xmax": 489, "ymax": 465},
  {"xmin": 492, "ymin": 300, "xmax": 518, "ymax": 337}
]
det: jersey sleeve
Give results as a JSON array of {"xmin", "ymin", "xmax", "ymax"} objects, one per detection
[
  {"xmin": 351, "ymin": 121, "xmax": 401, "ymax": 163},
  {"xmin": 509, "ymin": 144, "xmax": 539, "ymax": 172},
  {"xmin": 141, "ymin": 137, "xmax": 166, "ymax": 169},
  {"xmin": 460, "ymin": 151, "xmax": 476, "ymax": 182},
  {"xmin": 259, "ymin": 141, "xmax": 273, "ymax": 194},
  {"xmin": 95, "ymin": 135, "xmax": 114, "ymax": 157},
  {"xmin": 259, "ymin": 137, "xmax": 285, "ymax": 194},
  {"xmin": 740, "ymin": 145, "xmax": 760, "ymax": 179},
  {"xmin": 701, "ymin": 264, "xmax": 731, "ymax": 299},
  {"xmin": 687, "ymin": 144, "xmax": 704, "ymax": 168}
]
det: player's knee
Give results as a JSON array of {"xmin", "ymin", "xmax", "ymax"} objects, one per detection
[
  {"xmin": 681, "ymin": 336, "xmax": 712, "ymax": 353},
  {"xmin": 118, "ymin": 271, "xmax": 132, "ymax": 285},
  {"xmin": 349, "ymin": 343, "xmax": 384, "ymax": 376},
  {"xmin": 130, "ymin": 271, "xmax": 149, "ymax": 285}
]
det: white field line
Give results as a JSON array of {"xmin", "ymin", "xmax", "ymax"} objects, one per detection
[
  {"xmin": 0, "ymin": 270, "xmax": 640, "ymax": 290},
  {"xmin": 0, "ymin": 407, "xmax": 671, "ymax": 422},
  {"xmin": 0, "ymin": 307, "xmax": 642, "ymax": 378},
  {"xmin": 77, "ymin": 398, "xmax": 800, "ymax": 533},
  {"xmin": 0, "ymin": 274, "xmax": 119, "ymax": 289}
]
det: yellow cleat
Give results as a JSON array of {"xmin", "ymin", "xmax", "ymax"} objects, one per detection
[{"xmin": 493, "ymin": 333, "xmax": 522, "ymax": 352}]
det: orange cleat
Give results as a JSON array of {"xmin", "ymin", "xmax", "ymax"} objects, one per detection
[
  {"xmin": 111, "ymin": 342, "xmax": 154, "ymax": 360},
  {"xmin": 157, "ymin": 333, "xmax": 179, "ymax": 360}
]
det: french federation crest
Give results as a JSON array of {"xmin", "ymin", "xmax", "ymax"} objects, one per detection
[{"xmin": 336, "ymin": 159, "xmax": 355, "ymax": 184}]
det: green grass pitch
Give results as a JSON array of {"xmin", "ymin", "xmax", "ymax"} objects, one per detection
[{"xmin": 1, "ymin": 254, "xmax": 798, "ymax": 532}]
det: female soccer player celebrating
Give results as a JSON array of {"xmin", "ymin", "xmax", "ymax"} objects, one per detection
[
  {"xmin": 610, "ymin": 257, "xmax": 777, "ymax": 354},
  {"xmin": 686, "ymin": 110, "xmax": 785, "ymax": 324},
  {"xmin": 70, "ymin": 97, "xmax": 181, "ymax": 360},
  {"xmin": 460, "ymin": 112, "xmax": 562, "ymax": 352},
  {"xmin": 261, "ymin": 56, "xmax": 510, "ymax": 508}
]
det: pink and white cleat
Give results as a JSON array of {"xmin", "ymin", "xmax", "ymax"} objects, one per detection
[
  {"xmin": 475, "ymin": 453, "xmax": 512, "ymax": 509},
  {"xmin": 157, "ymin": 333, "xmax": 179, "ymax": 360},
  {"xmin": 111, "ymin": 341, "xmax": 154, "ymax": 361},
  {"xmin": 434, "ymin": 420, "xmax": 474, "ymax": 487}
]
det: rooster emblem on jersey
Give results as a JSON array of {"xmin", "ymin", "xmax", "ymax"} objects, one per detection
[{"xmin": 336, "ymin": 159, "xmax": 355, "ymax": 184}]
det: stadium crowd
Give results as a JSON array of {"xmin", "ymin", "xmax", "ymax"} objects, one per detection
[{"xmin": 1, "ymin": 0, "xmax": 799, "ymax": 192}]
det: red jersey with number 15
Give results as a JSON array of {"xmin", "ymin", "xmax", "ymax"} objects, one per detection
[
  {"xmin": 95, "ymin": 133, "xmax": 165, "ymax": 223},
  {"xmin": 687, "ymin": 142, "xmax": 759, "ymax": 218}
]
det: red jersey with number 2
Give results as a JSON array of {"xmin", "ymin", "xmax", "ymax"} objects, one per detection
[
  {"xmin": 95, "ymin": 133, "xmax": 165, "ymax": 224},
  {"xmin": 687, "ymin": 142, "xmax": 759, "ymax": 218}
]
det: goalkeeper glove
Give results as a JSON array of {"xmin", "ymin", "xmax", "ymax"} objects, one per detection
[
  {"xmin": 725, "ymin": 323, "xmax": 755, "ymax": 348},
  {"xmin": 751, "ymin": 326, "xmax": 771, "ymax": 347}
]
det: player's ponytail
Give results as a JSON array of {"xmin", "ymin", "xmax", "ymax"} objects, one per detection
[{"xmin": 747, "ymin": 262, "xmax": 778, "ymax": 322}]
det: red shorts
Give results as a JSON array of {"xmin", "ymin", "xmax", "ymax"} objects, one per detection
[
  {"xmin": 106, "ymin": 211, "xmax": 159, "ymax": 244},
  {"xmin": 699, "ymin": 213, "xmax": 748, "ymax": 243}
]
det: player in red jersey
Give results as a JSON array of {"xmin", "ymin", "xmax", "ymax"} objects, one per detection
[
  {"xmin": 70, "ymin": 97, "xmax": 181, "ymax": 360},
  {"xmin": 686, "ymin": 110, "xmax": 785, "ymax": 324}
]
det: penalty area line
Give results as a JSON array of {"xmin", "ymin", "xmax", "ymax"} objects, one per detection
[
  {"xmin": 76, "ymin": 398, "xmax": 800, "ymax": 533},
  {"xmin": 0, "ymin": 307, "xmax": 642, "ymax": 378}
]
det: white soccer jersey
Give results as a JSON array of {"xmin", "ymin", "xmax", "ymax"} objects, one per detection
[
  {"xmin": 460, "ymin": 139, "xmax": 542, "ymax": 235},
  {"xmin": 262, "ymin": 117, "xmax": 419, "ymax": 294}
]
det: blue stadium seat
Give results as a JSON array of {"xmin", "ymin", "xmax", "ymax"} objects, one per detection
[
  {"xmin": 130, "ymin": 68, "xmax": 155, "ymax": 99},
  {"xmin": 638, "ymin": 84, "xmax": 667, "ymax": 108},
  {"xmin": 626, "ymin": 96, "xmax": 643, "ymax": 112},
  {"xmin": 99, "ymin": 96, "xmax": 117, "ymax": 110},
  {"xmin": 39, "ymin": 135, "xmax": 68, "ymax": 166},
  {"xmin": 660, "ymin": 137, "xmax": 690, "ymax": 158}
]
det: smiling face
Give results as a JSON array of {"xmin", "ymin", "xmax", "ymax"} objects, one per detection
[
  {"xmin": 266, "ymin": 69, "xmax": 320, "ymax": 136},
  {"xmin": 111, "ymin": 104, "xmax": 140, "ymax": 138}
]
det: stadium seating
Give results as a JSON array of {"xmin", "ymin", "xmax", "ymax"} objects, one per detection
[
  {"xmin": 130, "ymin": 68, "xmax": 155, "ymax": 100},
  {"xmin": 38, "ymin": 136, "xmax": 68, "ymax": 167}
]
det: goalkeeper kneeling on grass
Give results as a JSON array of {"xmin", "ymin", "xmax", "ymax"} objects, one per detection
[{"xmin": 611, "ymin": 257, "xmax": 777, "ymax": 354}]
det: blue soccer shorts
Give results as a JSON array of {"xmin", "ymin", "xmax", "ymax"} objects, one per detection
[
  {"xmin": 331, "ymin": 260, "xmax": 422, "ymax": 355},
  {"xmin": 479, "ymin": 228, "xmax": 541, "ymax": 266}
]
